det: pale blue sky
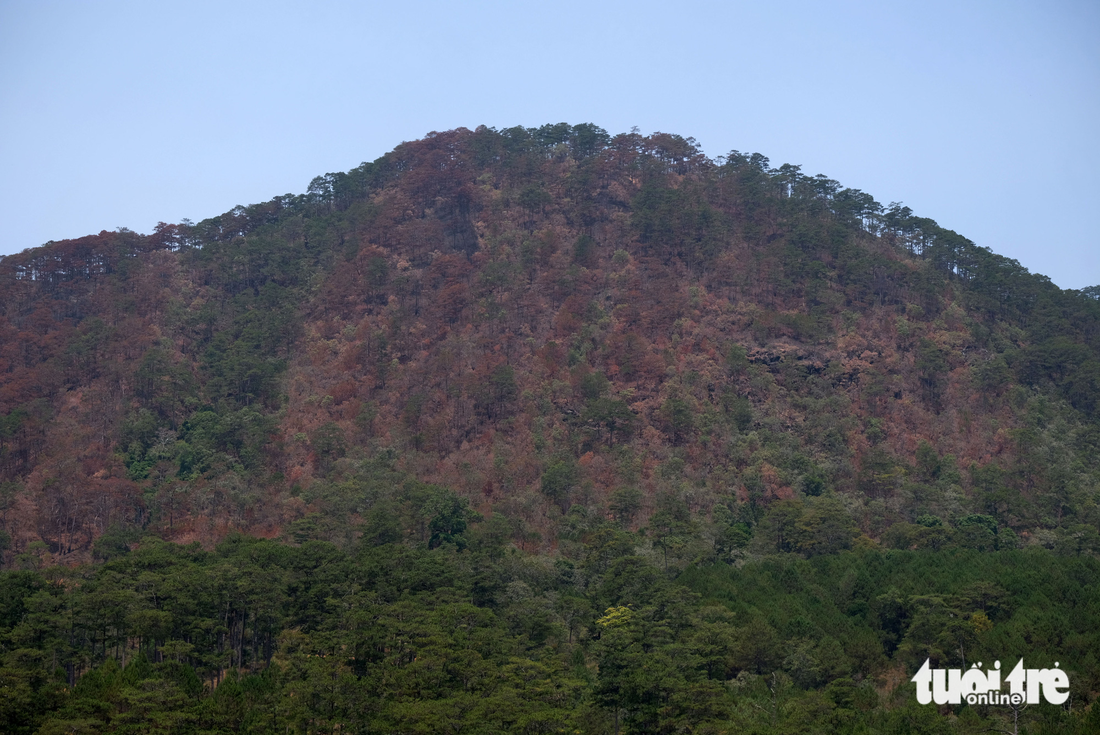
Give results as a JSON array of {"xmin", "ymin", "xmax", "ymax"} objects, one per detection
[{"xmin": 2, "ymin": 0, "xmax": 1097, "ymax": 289}]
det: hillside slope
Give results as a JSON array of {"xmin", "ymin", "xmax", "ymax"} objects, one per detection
[{"xmin": 1, "ymin": 124, "xmax": 1098, "ymax": 563}]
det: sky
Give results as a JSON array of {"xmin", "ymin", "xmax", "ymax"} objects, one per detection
[{"xmin": 1, "ymin": 0, "xmax": 1098, "ymax": 289}]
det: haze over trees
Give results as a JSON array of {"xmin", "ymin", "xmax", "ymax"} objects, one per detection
[{"xmin": 0, "ymin": 124, "xmax": 1098, "ymax": 733}]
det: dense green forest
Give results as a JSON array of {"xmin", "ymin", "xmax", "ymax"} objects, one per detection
[
  {"xmin": 0, "ymin": 124, "xmax": 1098, "ymax": 732},
  {"xmin": 3, "ymin": 487, "xmax": 1099, "ymax": 733}
]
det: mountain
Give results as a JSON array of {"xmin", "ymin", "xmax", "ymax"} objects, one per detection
[
  {"xmin": 2, "ymin": 123, "xmax": 1097, "ymax": 558},
  {"xmin": 0, "ymin": 124, "xmax": 1098, "ymax": 733}
]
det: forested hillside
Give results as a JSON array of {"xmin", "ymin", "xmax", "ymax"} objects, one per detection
[{"xmin": 0, "ymin": 124, "xmax": 1098, "ymax": 733}]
